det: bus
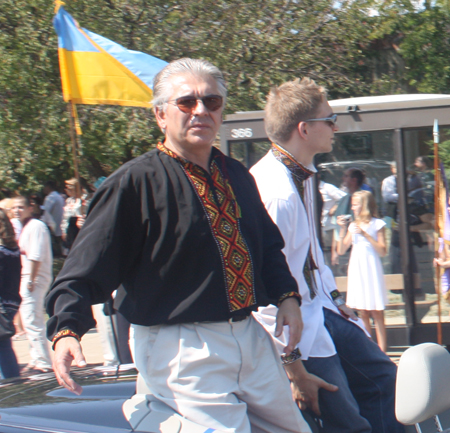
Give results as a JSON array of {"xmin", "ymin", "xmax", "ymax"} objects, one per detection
[{"xmin": 220, "ymin": 94, "xmax": 450, "ymax": 348}]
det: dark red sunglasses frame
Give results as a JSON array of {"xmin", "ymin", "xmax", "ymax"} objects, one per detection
[{"xmin": 169, "ymin": 95, "xmax": 223, "ymax": 113}]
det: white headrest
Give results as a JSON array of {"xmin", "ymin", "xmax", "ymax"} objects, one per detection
[{"xmin": 396, "ymin": 343, "xmax": 450, "ymax": 425}]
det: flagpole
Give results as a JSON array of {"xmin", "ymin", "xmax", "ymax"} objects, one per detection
[
  {"xmin": 67, "ymin": 102, "xmax": 82, "ymax": 198},
  {"xmin": 433, "ymin": 119, "xmax": 442, "ymax": 345}
]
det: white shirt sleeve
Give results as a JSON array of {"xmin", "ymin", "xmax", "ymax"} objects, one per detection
[
  {"xmin": 25, "ymin": 222, "xmax": 46, "ymax": 262},
  {"xmin": 381, "ymin": 176, "xmax": 398, "ymax": 203},
  {"xmin": 374, "ymin": 218, "xmax": 386, "ymax": 231},
  {"xmin": 41, "ymin": 211, "xmax": 56, "ymax": 232},
  {"xmin": 326, "ymin": 183, "xmax": 347, "ymax": 201}
]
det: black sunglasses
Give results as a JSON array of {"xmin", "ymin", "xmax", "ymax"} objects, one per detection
[
  {"xmin": 304, "ymin": 113, "xmax": 338, "ymax": 126},
  {"xmin": 168, "ymin": 95, "xmax": 223, "ymax": 113}
]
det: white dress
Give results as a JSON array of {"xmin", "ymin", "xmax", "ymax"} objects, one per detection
[{"xmin": 346, "ymin": 218, "xmax": 388, "ymax": 310}]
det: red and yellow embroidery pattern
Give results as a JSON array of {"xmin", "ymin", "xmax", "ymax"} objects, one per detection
[{"xmin": 157, "ymin": 143, "xmax": 255, "ymax": 312}]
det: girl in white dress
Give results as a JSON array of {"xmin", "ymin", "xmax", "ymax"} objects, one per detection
[{"xmin": 337, "ymin": 190, "xmax": 388, "ymax": 352}]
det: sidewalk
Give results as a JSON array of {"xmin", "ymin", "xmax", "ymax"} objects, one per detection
[
  {"xmin": 11, "ymin": 326, "xmax": 403, "ymax": 368},
  {"xmin": 12, "ymin": 328, "xmax": 106, "ymax": 367}
]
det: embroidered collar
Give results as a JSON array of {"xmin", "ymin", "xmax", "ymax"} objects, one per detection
[
  {"xmin": 157, "ymin": 142, "xmax": 226, "ymax": 174},
  {"xmin": 271, "ymin": 143, "xmax": 314, "ymax": 183}
]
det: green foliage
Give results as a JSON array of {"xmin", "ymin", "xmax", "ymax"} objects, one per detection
[
  {"xmin": 427, "ymin": 128, "xmax": 450, "ymax": 170},
  {"xmin": 397, "ymin": 7, "xmax": 450, "ymax": 93},
  {"xmin": 3, "ymin": 0, "xmax": 450, "ymax": 193}
]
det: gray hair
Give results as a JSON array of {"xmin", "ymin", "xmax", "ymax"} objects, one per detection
[{"xmin": 152, "ymin": 58, "xmax": 227, "ymax": 112}]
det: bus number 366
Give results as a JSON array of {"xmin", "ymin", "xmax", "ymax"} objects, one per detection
[{"xmin": 231, "ymin": 128, "xmax": 253, "ymax": 138}]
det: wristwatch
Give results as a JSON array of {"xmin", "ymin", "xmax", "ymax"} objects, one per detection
[
  {"xmin": 330, "ymin": 289, "xmax": 346, "ymax": 307},
  {"xmin": 334, "ymin": 296, "xmax": 346, "ymax": 307}
]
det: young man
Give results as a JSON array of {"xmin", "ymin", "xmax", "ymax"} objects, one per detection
[
  {"xmin": 46, "ymin": 59, "xmax": 310, "ymax": 433},
  {"xmin": 251, "ymin": 78, "xmax": 404, "ymax": 432},
  {"xmin": 12, "ymin": 196, "xmax": 53, "ymax": 373}
]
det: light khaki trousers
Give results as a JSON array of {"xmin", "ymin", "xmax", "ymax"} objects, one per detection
[{"xmin": 131, "ymin": 316, "xmax": 310, "ymax": 433}]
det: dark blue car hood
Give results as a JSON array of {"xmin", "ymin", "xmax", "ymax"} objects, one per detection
[{"xmin": 0, "ymin": 364, "xmax": 137, "ymax": 433}]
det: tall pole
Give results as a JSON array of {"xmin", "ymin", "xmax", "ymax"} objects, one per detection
[
  {"xmin": 67, "ymin": 102, "xmax": 82, "ymax": 198},
  {"xmin": 433, "ymin": 119, "xmax": 442, "ymax": 345}
]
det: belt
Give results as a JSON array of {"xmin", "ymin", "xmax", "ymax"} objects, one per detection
[{"xmin": 229, "ymin": 314, "xmax": 249, "ymax": 323}]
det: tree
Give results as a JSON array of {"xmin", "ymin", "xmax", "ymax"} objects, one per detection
[
  {"xmin": 397, "ymin": 6, "xmax": 450, "ymax": 93},
  {"xmin": 0, "ymin": 0, "xmax": 418, "ymax": 192}
]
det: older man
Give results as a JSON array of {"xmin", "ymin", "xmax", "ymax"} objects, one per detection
[
  {"xmin": 46, "ymin": 58, "xmax": 310, "ymax": 433},
  {"xmin": 251, "ymin": 78, "xmax": 404, "ymax": 432}
]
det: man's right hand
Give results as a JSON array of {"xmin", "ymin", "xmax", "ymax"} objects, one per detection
[
  {"xmin": 53, "ymin": 337, "xmax": 87, "ymax": 395},
  {"xmin": 275, "ymin": 297, "xmax": 303, "ymax": 354}
]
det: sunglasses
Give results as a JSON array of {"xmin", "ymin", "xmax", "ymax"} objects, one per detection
[
  {"xmin": 168, "ymin": 95, "xmax": 223, "ymax": 113},
  {"xmin": 304, "ymin": 113, "xmax": 338, "ymax": 126}
]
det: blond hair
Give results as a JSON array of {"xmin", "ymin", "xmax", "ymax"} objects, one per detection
[
  {"xmin": 352, "ymin": 190, "xmax": 379, "ymax": 224},
  {"xmin": 0, "ymin": 198, "xmax": 12, "ymax": 219},
  {"xmin": 65, "ymin": 178, "xmax": 79, "ymax": 187},
  {"xmin": 264, "ymin": 77, "xmax": 327, "ymax": 144}
]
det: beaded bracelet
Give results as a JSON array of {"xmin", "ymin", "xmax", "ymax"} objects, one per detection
[
  {"xmin": 277, "ymin": 291, "xmax": 302, "ymax": 307},
  {"xmin": 281, "ymin": 348, "xmax": 302, "ymax": 365},
  {"xmin": 52, "ymin": 329, "xmax": 81, "ymax": 351}
]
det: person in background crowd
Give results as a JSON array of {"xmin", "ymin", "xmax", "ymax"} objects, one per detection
[
  {"xmin": 42, "ymin": 181, "xmax": 65, "ymax": 258},
  {"xmin": 93, "ymin": 176, "xmax": 106, "ymax": 190},
  {"xmin": 80, "ymin": 178, "xmax": 95, "ymax": 203},
  {"xmin": 381, "ymin": 162, "xmax": 398, "ymax": 217},
  {"xmin": 0, "ymin": 199, "xmax": 21, "ymax": 240},
  {"xmin": 337, "ymin": 191, "xmax": 388, "ymax": 352},
  {"xmin": 318, "ymin": 170, "xmax": 347, "ymax": 266},
  {"xmin": 414, "ymin": 155, "xmax": 434, "ymax": 185},
  {"xmin": 61, "ymin": 178, "xmax": 82, "ymax": 254},
  {"xmin": 0, "ymin": 200, "xmax": 25, "ymax": 340},
  {"xmin": 0, "ymin": 209, "xmax": 21, "ymax": 378},
  {"xmin": 331, "ymin": 167, "xmax": 364, "ymax": 268},
  {"xmin": 91, "ymin": 298, "xmax": 121, "ymax": 367},
  {"xmin": 435, "ymin": 195, "xmax": 450, "ymax": 307},
  {"xmin": 12, "ymin": 196, "xmax": 53, "ymax": 374},
  {"xmin": 360, "ymin": 169, "xmax": 374, "ymax": 194},
  {"xmin": 335, "ymin": 168, "xmax": 364, "ymax": 217},
  {"xmin": 29, "ymin": 194, "xmax": 43, "ymax": 219},
  {"xmin": 0, "ymin": 199, "xmax": 12, "ymax": 216}
]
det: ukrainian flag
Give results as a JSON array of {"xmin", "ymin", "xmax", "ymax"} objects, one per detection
[{"xmin": 53, "ymin": 6, "xmax": 167, "ymax": 107}]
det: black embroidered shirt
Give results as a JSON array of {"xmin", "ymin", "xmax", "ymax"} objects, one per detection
[{"xmin": 46, "ymin": 145, "xmax": 300, "ymax": 339}]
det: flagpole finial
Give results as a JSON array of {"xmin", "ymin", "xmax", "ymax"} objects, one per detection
[
  {"xmin": 54, "ymin": 0, "xmax": 65, "ymax": 13},
  {"xmin": 434, "ymin": 119, "xmax": 440, "ymax": 144}
]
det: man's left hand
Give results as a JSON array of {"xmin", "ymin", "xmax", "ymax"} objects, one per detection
[
  {"xmin": 338, "ymin": 304, "xmax": 358, "ymax": 321},
  {"xmin": 285, "ymin": 359, "xmax": 338, "ymax": 415},
  {"xmin": 275, "ymin": 297, "xmax": 303, "ymax": 354},
  {"xmin": 290, "ymin": 371, "xmax": 338, "ymax": 415}
]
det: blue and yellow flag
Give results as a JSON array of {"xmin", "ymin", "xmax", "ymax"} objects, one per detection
[{"xmin": 53, "ymin": 6, "xmax": 167, "ymax": 107}]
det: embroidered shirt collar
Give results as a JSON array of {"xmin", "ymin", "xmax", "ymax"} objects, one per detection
[
  {"xmin": 271, "ymin": 143, "xmax": 315, "ymax": 183},
  {"xmin": 157, "ymin": 142, "xmax": 224, "ymax": 173}
]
